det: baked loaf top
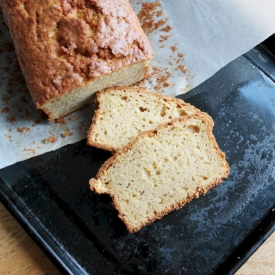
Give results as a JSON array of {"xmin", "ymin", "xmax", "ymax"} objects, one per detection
[
  {"xmin": 90, "ymin": 113, "xmax": 230, "ymax": 233},
  {"xmin": 1, "ymin": 0, "xmax": 153, "ymax": 107},
  {"xmin": 87, "ymin": 87, "xmax": 202, "ymax": 152}
]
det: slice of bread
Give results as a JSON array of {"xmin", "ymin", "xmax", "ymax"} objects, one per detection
[
  {"xmin": 89, "ymin": 113, "xmax": 230, "ymax": 233},
  {"xmin": 87, "ymin": 87, "xmax": 201, "ymax": 152}
]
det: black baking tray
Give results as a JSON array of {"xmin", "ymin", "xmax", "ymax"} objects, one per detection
[{"xmin": 1, "ymin": 35, "xmax": 275, "ymax": 275}]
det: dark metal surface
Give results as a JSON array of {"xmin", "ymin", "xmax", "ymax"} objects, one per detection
[{"xmin": 1, "ymin": 37, "xmax": 275, "ymax": 274}]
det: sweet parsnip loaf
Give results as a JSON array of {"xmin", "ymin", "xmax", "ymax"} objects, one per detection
[
  {"xmin": 87, "ymin": 87, "xmax": 201, "ymax": 152},
  {"xmin": 1, "ymin": 0, "xmax": 153, "ymax": 120},
  {"xmin": 90, "ymin": 113, "xmax": 230, "ymax": 233}
]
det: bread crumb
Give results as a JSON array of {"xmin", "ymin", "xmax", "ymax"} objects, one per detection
[
  {"xmin": 170, "ymin": 45, "xmax": 177, "ymax": 52},
  {"xmin": 44, "ymin": 136, "xmax": 57, "ymax": 144},
  {"xmin": 159, "ymin": 35, "xmax": 171, "ymax": 43},
  {"xmin": 178, "ymin": 65, "xmax": 187, "ymax": 74},
  {"xmin": 156, "ymin": 10, "xmax": 163, "ymax": 17},
  {"xmin": 163, "ymin": 81, "xmax": 170, "ymax": 87},
  {"xmin": 56, "ymin": 117, "xmax": 66, "ymax": 125},
  {"xmin": 61, "ymin": 131, "xmax": 73, "ymax": 137},
  {"xmin": 17, "ymin": 127, "xmax": 31, "ymax": 133},
  {"xmin": 6, "ymin": 116, "xmax": 16, "ymax": 123},
  {"xmin": 161, "ymin": 25, "xmax": 172, "ymax": 32},
  {"xmin": 154, "ymin": 71, "xmax": 171, "ymax": 90},
  {"xmin": 137, "ymin": 2, "xmax": 167, "ymax": 35},
  {"xmin": 23, "ymin": 148, "xmax": 36, "ymax": 155},
  {"xmin": 1, "ymin": 107, "xmax": 9, "ymax": 113}
]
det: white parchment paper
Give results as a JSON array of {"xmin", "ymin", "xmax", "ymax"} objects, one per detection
[{"xmin": 0, "ymin": 0, "xmax": 275, "ymax": 168}]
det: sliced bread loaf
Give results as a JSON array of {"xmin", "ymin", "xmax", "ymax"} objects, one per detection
[
  {"xmin": 87, "ymin": 87, "xmax": 201, "ymax": 152},
  {"xmin": 1, "ymin": 0, "xmax": 153, "ymax": 120},
  {"xmin": 89, "ymin": 113, "xmax": 230, "ymax": 233}
]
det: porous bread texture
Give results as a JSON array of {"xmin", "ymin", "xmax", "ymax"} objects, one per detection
[
  {"xmin": 41, "ymin": 61, "xmax": 150, "ymax": 120},
  {"xmin": 1, "ymin": 0, "xmax": 153, "ymax": 120},
  {"xmin": 87, "ymin": 87, "xmax": 201, "ymax": 152},
  {"xmin": 89, "ymin": 113, "xmax": 230, "ymax": 233}
]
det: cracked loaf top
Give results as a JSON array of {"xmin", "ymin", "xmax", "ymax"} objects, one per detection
[{"xmin": 1, "ymin": 0, "xmax": 153, "ymax": 106}]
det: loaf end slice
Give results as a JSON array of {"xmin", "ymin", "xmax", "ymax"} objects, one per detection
[
  {"xmin": 40, "ymin": 61, "xmax": 152, "ymax": 120},
  {"xmin": 87, "ymin": 87, "xmax": 202, "ymax": 152},
  {"xmin": 89, "ymin": 113, "xmax": 230, "ymax": 233}
]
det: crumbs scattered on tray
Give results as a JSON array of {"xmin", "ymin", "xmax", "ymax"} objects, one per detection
[
  {"xmin": 177, "ymin": 65, "xmax": 187, "ymax": 74},
  {"xmin": 44, "ymin": 136, "xmax": 57, "ymax": 144},
  {"xmin": 17, "ymin": 126, "xmax": 30, "ymax": 133},
  {"xmin": 137, "ymin": 2, "xmax": 167, "ymax": 35},
  {"xmin": 1, "ymin": 107, "xmax": 9, "ymax": 113},
  {"xmin": 161, "ymin": 25, "xmax": 172, "ymax": 33},
  {"xmin": 148, "ymin": 66, "xmax": 172, "ymax": 90},
  {"xmin": 23, "ymin": 148, "xmax": 36, "ymax": 155},
  {"xmin": 170, "ymin": 45, "xmax": 178, "ymax": 52},
  {"xmin": 159, "ymin": 34, "xmax": 171, "ymax": 43},
  {"xmin": 134, "ymin": 1, "xmax": 192, "ymax": 94},
  {"xmin": 6, "ymin": 116, "xmax": 16, "ymax": 123},
  {"xmin": 61, "ymin": 131, "xmax": 73, "ymax": 137},
  {"xmin": 56, "ymin": 117, "xmax": 66, "ymax": 125}
]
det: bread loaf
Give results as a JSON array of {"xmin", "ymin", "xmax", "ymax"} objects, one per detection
[
  {"xmin": 87, "ymin": 87, "xmax": 201, "ymax": 152},
  {"xmin": 1, "ymin": 0, "xmax": 153, "ymax": 120},
  {"xmin": 89, "ymin": 113, "xmax": 230, "ymax": 233}
]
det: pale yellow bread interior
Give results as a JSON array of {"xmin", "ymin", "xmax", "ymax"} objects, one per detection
[
  {"xmin": 41, "ymin": 61, "xmax": 150, "ymax": 120},
  {"xmin": 89, "ymin": 113, "xmax": 230, "ymax": 233},
  {"xmin": 87, "ymin": 87, "xmax": 201, "ymax": 152}
]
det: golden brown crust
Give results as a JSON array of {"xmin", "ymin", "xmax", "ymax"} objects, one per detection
[
  {"xmin": 89, "ymin": 113, "xmax": 230, "ymax": 233},
  {"xmin": 86, "ymin": 87, "xmax": 207, "ymax": 152},
  {"xmin": 1, "ymin": 0, "xmax": 153, "ymax": 108}
]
